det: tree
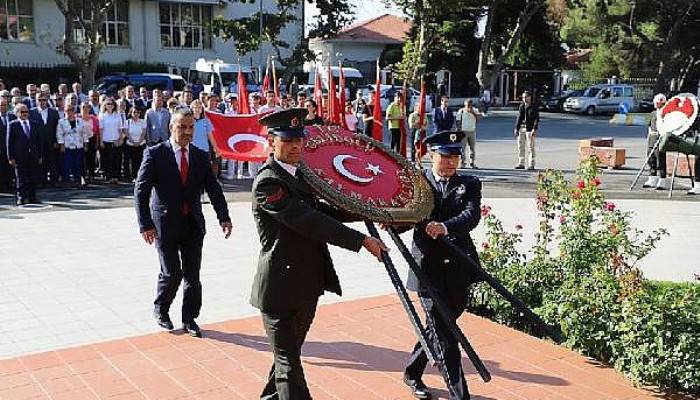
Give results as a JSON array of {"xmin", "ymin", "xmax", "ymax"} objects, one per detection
[
  {"xmin": 52, "ymin": 0, "xmax": 115, "ymax": 88},
  {"xmin": 210, "ymin": 0, "xmax": 355, "ymax": 75}
]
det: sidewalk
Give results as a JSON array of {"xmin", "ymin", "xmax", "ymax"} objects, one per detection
[{"xmin": 0, "ymin": 294, "xmax": 680, "ymax": 400}]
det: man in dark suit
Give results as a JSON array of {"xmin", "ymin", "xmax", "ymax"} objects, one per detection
[
  {"xmin": 251, "ymin": 108, "xmax": 387, "ymax": 400},
  {"xmin": 134, "ymin": 108, "xmax": 233, "ymax": 338},
  {"xmin": 30, "ymin": 94, "xmax": 61, "ymax": 185},
  {"xmin": 400, "ymin": 130, "xmax": 482, "ymax": 400},
  {"xmin": 0, "ymin": 97, "xmax": 17, "ymax": 192},
  {"xmin": 23, "ymin": 84, "xmax": 38, "ymax": 109},
  {"xmin": 7, "ymin": 104, "xmax": 43, "ymax": 205},
  {"xmin": 433, "ymin": 95, "xmax": 455, "ymax": 132}
]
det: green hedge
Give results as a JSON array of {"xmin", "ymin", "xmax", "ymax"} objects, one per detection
[{"xmin": 471, "ymin": 157, "xmax": 699, "ymax": 395}]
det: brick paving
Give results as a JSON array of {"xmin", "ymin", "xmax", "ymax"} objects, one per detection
[{"xmin": 0, "ymin": 294, "xmax": 684, "ymax": 400}]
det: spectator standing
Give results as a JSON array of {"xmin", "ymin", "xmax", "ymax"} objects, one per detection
[
  {"xmin": 99, "ymin": 99, "xmax": 124, "ymax": 184},
  {"xmin": 513, "ymin": 91, "xmax": 540, "ymax": 170},
  {"xmin": 56, "ymin": 104, "xmax": 88, "ymax": 188},
  {"xmin": 23, "ymin": 84, "xmax": 38, "ymax": 109},
  {"xmin": 124, "ymin": 107, "xmax": 147, "ymax": 181},
  {"xmin": 303, "ymin": 99, "xmax": 324, "ymax": 126},
  {"xmin": 136, "ymin": 87, "xmax": 151, "ymax": 111},
  {"xmin": 433, "ymin": 95, "xmax": 455, "ymax": 132},
  {"xmin": 72, "ymin": 82, "xmax": 88, "ymax": 104},
  {"xmin": 30, "ymin": 93, "xmax": 60, "ymax": 186},
  {"xmin": 87, "ymin": 91, "xmax": 101, "ymax": 115},
  {"xmin": 7, "ymin": 104, "xmax": 42, "ymax": 205},
  {"xmin": 362, "ymin": 90, "xmax": 375, "ymax": 136},
  {"xmin": 79, "ymin": 103, "xmax": 99, "ymax": 184},
  {"xmin": 116, "ymin": 99, "xmax": 130, "ymax": 180},
  {"xmin": 57, "ymin": 83, "xmax": 69, "ymax": 98},
  {"xmin": 455, "ymin": 99, "xmax": 481, "ymax": 168},
  {"xmin": 386, "ymin": 92, "xmax": 405, "ymax": 153},
  {"xmin": 0, "ymin": 97, "xmax": 17, "ymax": 191},
  {"xmin": 191, "ymin": 100, "xmax": 219, "ymax": 177},
  {"xmin": 289, "ymin": 76, "xmax": 299, "ymax": 99},
  {"xmin": 408, "ymin": 108, "xmax": 427, "ymax": 162},
  {"xmin": 11, "ymin": 96, "xmax": 23, "ymax": 113},
  {"xmin": 344, "ymin": 103, "xmax": 358, "ymax": 132},
  {"xmin": 643, "ymin": 94, "xmax": 669, "ymax": 190},
  {"xmin": 480, "ymin": 88, "xmax": 491, "ymax": 116},
  {"xmin": 296, "ymin": 91, "xmax": 307, "ymax": 108},
  {"xmin": 258, "ymin": 91, "xmax": 281, "ymax": 114},
  {"xmin": 181, "ymin": 89, "xmax": 194, "ymax": 107},
  {"xmin": 145, "ymin": 90, "xmax": 170, "ymax": 146}
]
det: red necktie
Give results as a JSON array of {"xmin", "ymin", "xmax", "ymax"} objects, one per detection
[{"xmin": 180, "ymin": 147, "xmax": 190, "ymax": 216}]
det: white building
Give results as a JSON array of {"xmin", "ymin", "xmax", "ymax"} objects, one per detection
[{"xmin": 0, "ymin": 0, "xmax": 303, "ymax": 69}]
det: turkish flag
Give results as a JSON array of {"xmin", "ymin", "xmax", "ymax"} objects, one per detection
[
  {"xmin": 328, "ymin": 65, "xmax": 336, "ymax": 124},
  {"xmin": 415, "ymin": 78, "xmax": 428, "ymax": 160},
  {"xmin": 314, "ymin": 69, "xmax": 324, "ymax": 118},
  {"xmin": 237, "ymin": 69, "xmax": 250, "ymax": 114},
  {"xmin": 339, "ymin": 67, "xmax": 348, "ymax": 129},
  {"xmin": 372, "ymin": 60, "xmax": 383, "ymax": 141},
  {"xmin": 206, "ymin": 111, "xmax": 269, "ymax": 161}
]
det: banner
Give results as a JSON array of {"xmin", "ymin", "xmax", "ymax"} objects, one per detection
[{"xmin": 206, "ymin": 111, "xmax": 269, "ymax": 161}]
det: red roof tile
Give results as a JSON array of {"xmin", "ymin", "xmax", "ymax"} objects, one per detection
[{"xmin": 333, "ymin": 14, "xmax": 411, "ymax": 44}]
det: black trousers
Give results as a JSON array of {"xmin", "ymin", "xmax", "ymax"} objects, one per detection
[
  {"xmin": 101, "ymin": 142, "xmax": 122, "ymax": 180},
  {"xmin": 84, "ymin": 137, "xmax": 98, "ymax": 179},
  {"xmin": 390, "ymin": 128, "xmax": 402, "ymax": 153},
  {"xmin": 0, "ymin": 150, "xmax": 12, "ymax": 191},
  {"xmin": 14, "ymin": 156, "xmax": 40, "ymax": 203},
  {"xmin": 647, "ymin": 132, "xmax": 667, "ymax": 178},
  {"xmin": 405, "ymin": 296, "xmax": 470, "ymax": 400},
  {"xmin": 125, "ymin": 145, "xmax": 145, "ymax": 180},
  {"xmin": 260, "ymin": 301, "xmax": 318, "ymax": 400},
  {"xmin": 153, "ymin": 217, "xmax": 204, "ymax": 323}
]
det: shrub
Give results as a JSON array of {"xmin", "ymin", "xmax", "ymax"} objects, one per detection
[{"xmin": 471, "ymin": 156, "xmax": 699, "ymax": 395}]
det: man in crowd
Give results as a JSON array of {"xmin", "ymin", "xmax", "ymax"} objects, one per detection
[
  {"xmin": 7, "ymin": 104, "xmax": 42, "ymax": 205},
  {"xmin": 224, "ymin": 94, "xmax": 239, "ymax": 115},
  {"xmin": 643, "ymin": 94, "xmax": 669, "ymax": 190},
  {"xmin": 400, "ymin": 130, "xmax": 482, "ymax": 400},
  {"xmin": 513, "ymin": 91, "xmax": 539, "ymax": 170},
  {"xmin": 296, "ymin": 91, "xmax": 307, "ymax": 109},
  {"xmin": 251, "ymin": 108, "xmax": 387, "ymax": 399},
  {"xmin": 57, "ymin": 83, "xmax": 69, "ymax": 98},
  {"xmin": 87, "ymin": 90, "xmax": 101, "ymax": 115},
  {"xmin": 145, "ymin": 89, "xmax": 170, "ymax": 146},
  {"xmin": 0, "ymin": 97, "xmax": 17, "ymax": 192},
  {"xmin": 181, "ymin": 88, "xmax": 194, "ymax": 107},
  {"xmin": 30, "ymin": 92, "xmax": 60, "ymax": 185},
  {"xmin": 23, "ymin": 84, "xmax": 38, "ymax": 109},
  {"xmin": 259, "ymin": 90, "xmax": 281, "ymax": 114},
  {"xmin": 135, "ymin": 108, "xmax": 232, "ymax": 338},
  {"xmin": 455, "ymin": 99, "xmax": 482, "ymax": 168},
  {"xmin": 72, "ymin": 82, "xmax": 88, "ymax": 104},
  {"xmin": 433, "ymin": 95, "xmax": 454, "ymax": 132},
  {"xmin": 386, "ymin": 92, "xmax": 406, "ymax": 153},
  {"xmin": 136, "ymin": 87, "xmax": 151, "ymax": 111}
]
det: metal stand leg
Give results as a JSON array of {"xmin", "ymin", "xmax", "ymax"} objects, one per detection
[
  {"xmin": 630, "ymin": 136, "xmax": 662, "ymax": 191},
  {"xmin": 669, "ymin": 152, "xmax": 680, "ymax": 199}
]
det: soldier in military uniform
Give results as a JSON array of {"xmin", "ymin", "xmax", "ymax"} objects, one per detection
[
  {"xmin": 250, "ymin": 108, "xmax": 387, "ymax": 400},
  {"xmin": 401, "ymin": 130, "xmax": 482, "ymax": 400}
]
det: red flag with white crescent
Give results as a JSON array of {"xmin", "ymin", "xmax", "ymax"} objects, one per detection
[
  {"xmin": 206, "ymin": 111, "xmax": 269, "ymax": 161},
  {"xmin": 314, "ymin": 69, "xmax": 324, "ymax": 118},
  {"xmin": 339, "ymin": 66, "xmax": 348, "ymax": 129},
  {"xmin": 328, "ymin": 64, "xmax": 337, "ymax": 124},
  {"xmin": 372, "ymin": 60, "xmax": 383, "ymax": 141},
  {"xmin": 262, "ymin": 59, "xmax": 270, "ymax": 95},
  {"xmin": 416, "ymin": 78, "xmax": 428, "ymax": 159}
]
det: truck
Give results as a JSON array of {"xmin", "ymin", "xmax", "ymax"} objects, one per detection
[{"xmin": 187, "ymin": 58, "xmax": 259, "ymax": 97}]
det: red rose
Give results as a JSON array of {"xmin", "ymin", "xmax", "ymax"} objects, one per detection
[
  {"xmin": 604, "ymin": 202, "xmax": 616, "ymax": 212},
  {"xmin": 559, "ymin": 215, "xmax": 566, "ymax": 224},
  {"xmin": 572, "ymin": 190, "xmax": 582, "ymax": 199},
  {"xmin": 481, "ymin": 242, "xmax": 490, "ymax": 249},
  {"xmin": 480, "ymin": 205, "xmax": 491, "ymax": 217},
  {"xmin": 515, "ymin": 224, "xmax": 523, "ymax": 230},
  {"xmin": 592, "ymin": 177, "xmax": 601, "ymax": 186},
  {"xmin": 577, "ymin": 180, "xmax": 586, "ymax": 189}
]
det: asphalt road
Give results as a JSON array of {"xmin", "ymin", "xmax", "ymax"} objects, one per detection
[{"xmin": 0, "ymin": 111, "xmax": 697, "ymax": 214}]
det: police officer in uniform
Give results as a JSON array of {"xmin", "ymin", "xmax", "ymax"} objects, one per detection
[
  {"xmin": 402, "ymin": 130, "xmax": 482, "ymax": 400},
  {"xmin": 250, "ymin": 108, "xmax": 387, "ymax": 400}
]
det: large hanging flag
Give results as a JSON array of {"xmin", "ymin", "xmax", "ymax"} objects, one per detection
[
  {"xmin": 400, "ymin": 79, "xmax": 408, "ymax": 157},
  {"xmin": 314, "ymin": 68, "xmax": 324, "ymax": 118},
  {"xmin": 206, "ymin": 111, "xmax": 268, "ymax": 161},
  {"xmin": 237, "ymin": 67, "xmax": 250, "ymax": 114},
  {"xmin": 371, "ymin": 59, "xmax": 383, "ymax": 141},
  {"xmin": 327, "ymin": 64, "xmax": 337, "ymax": 124},
  {"xmin": 338, "ymin": 64, "xmax": 348, "ymax": 129}
]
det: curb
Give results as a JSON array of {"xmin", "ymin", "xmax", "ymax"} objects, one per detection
[{"xmin": 609, "ymin": 113, "xmax": 649, "ymax": 126}]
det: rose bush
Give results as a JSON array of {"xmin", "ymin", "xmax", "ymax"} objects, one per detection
[{"xmin": 470, "ymin": 156, "xmax": 698, "ymax": 395}]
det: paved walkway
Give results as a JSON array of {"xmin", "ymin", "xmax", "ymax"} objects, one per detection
[{"xmin": 0, "ymin": 294, "xmax": 681, "ymax": 400}]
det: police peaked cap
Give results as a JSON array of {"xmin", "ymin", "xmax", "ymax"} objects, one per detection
[{"xmin": 258, "ymin": 108, "xmax": 308, "ymax": 138}]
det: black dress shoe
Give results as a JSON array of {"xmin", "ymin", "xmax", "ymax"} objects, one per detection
[
  {"xmin": 153, "ymin": 310, "xmax": 174, "ymax": 330},
  {"xmin": 183, "ymin": 321, "xmax": 202, "ymax": 338},
  {"xmin": 403, "ymin": 375, "xmax": 432, "ymax": 399}
]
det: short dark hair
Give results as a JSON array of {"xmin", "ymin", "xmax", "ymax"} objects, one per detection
[{"xmin": 266, "ymin": 90, "xmax": 275, "ymax": 96}]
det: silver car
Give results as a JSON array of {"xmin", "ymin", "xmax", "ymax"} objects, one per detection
[{"xmin": 563, "ymin": 84, "xmax": 636, "ymax": 115}]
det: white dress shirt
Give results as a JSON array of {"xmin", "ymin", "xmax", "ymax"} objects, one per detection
[
  {"xmin": 170, "ymin": 137, "xmax": 190, "ymax": 171},
  {"xmin": 274, "ymin": 157, "xmax": 297, "ymax": 177}
]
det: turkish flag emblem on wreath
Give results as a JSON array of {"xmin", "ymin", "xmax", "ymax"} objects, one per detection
[
  {"xmin": 206, "ymin": 111, "xmax": 271, "ymax": 162},
  {"xmin": 300, "ymin": 125, "xmax": 434, "ymax": 223},
  {"xmin": 657, "ymin": 93, "xmax": 699, "ymax": 136}
]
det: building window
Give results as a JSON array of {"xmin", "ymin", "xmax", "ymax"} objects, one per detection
[
  {"xmin": 159, "ymin": 3, "xmax": 212, "ymax": 49},
  {"xmin": 73, "ymin": 0, "xmax": 129, "ymax": 47},
  {"xmin": 0, "ymin": 0, "xmax": 34, "ymax": 41}
]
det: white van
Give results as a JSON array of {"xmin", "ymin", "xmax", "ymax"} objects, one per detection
[
  {"xmin": 302, "ymin": 65, "xmax": 364, "ymax": 99},
  {"xmin": 187, "ymin": 58, "xmax": 259, "ymax": 96},
  {"xmin": 563, "ymin": 84, "xmax": 637, "ymax": 115}
]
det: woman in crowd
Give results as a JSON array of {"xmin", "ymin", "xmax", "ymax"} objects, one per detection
[
  {"xmin": 303, "ymin": 99, "xmax": 324, "ymax": 126},
  {"xmin": 99, "ymin": 98, "xmax": 124, "ymax": 184},
  {"xmin": 191, "ymin": 100, "xmax": 220, "ymax": 177},
  {"xmin": 79, "ymin": 103, "xmax": 99, "ymax": 184},
  {"xmin": 56, "ymin": 104, "xmax": 89, "ymax": 188},
  {"xmin": 167, "ymin": 97, "xmax": 179, "ymax": 114},
  {"xmin": 124, "ymin": 107, "xmax": 147, "ymax": 182},
  {"xmin": 344, "ymin": 102, "xmax": 358, "ymax": 132},
  {"xmin": 116, "ymin": 98, "xmax": 129, "ymax": 180}
]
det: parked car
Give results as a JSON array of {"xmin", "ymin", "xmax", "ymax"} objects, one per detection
[
  {"xmin": 563, "ymin": 84, "xmax": 637, "ymax": 115},
  {"xmin": 187, "ymin": 58, "xmax": 259, "ymax": 98},
  {"xmin": 95, "ymin": 73, "xmax": 187, "ymax": 97},
  {"xmin": 541, "ymin": 90, "xmax": 584, "ymax": 112}
]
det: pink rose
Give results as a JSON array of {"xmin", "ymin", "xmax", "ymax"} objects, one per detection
[
  {"xmin": 481, "ymin": 242, "xmax": 490, "ymax": 249},
  {"xmin": 515, "ymin": 224, "xmax": 523, "ymax": 230},
  {"xmin": 480, "ymin": 205, "xmax": 491, "ymax": 217},
  {"xmin": 559, "ymin": 215, "xmax": 566, "ymax": 224},
  {"xmin": 604, "ymin": 202, "xmax": 616, "ymax": 212}
]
